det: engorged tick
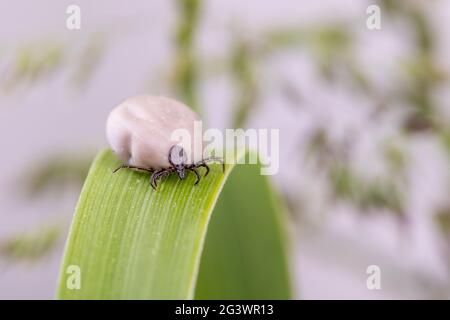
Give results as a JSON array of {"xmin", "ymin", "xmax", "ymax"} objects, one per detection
[{"xmin": 106, "ymin": 95, "xmax": 224, "ymax": 190}]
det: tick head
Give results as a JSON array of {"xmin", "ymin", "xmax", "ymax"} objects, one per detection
[
  {"xmin": 169, "ymin": 145, "xmax": 187, "ymax": 179},
  {"xmin": 176, "ymin": 166, "xmax": 186, "ymax": 180}
]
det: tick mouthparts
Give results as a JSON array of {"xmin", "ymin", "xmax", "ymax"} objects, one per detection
[{"xmin": 177, "ymin": 169, "xmax": 186, "ymax": 180}]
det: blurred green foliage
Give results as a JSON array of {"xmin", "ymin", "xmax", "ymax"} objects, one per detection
[
  {"xmin": 3, "ymin": 42, "xmax": 65, "ymax": 91},
  {"xmin": 306, "ymin": 127, "xmax": 406, "ymax": 218},
  {"xmin": 230, "ymin": 38, "xmax": 258, "ymax": 128},
  {"xmin": 1, "ymin": 34, "xmax": 107, "ymax": 93},
  {"xmin": 172, "ymin": 0, "xmax": 202, "ymax": 113},
  {"xmin": 21, "ymin": 153, "xmax": 93, "ymax": 198},
  {"xmin": 331, "ymin": 165, "xmax": 404, "ymax": 216},
  {"xmin": 436, "ymin": 206, "xmax": 450, "ymax": 241},
  {"xmin": 0, "ymin": 224, "xmax": 61, "ymax": 264}
]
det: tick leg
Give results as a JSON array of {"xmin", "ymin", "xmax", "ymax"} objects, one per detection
[
  {"xmin": 113, "ymin": 164, "xmax": 153, "ymax": 173},
  {"xmin": 189, "ymin": 161, "xmax": 210, "ymax": 177},
  {"xmin": 191, "ymin": 168, "xmax": 201, "ymax": 185},
  {"xmin": 150, "ymin": 172, "xmax": 157, "ymax": 190},
  {"xmin": 150, "ymin": 169, "xmax": 174, "ymax": 190},
  {"xmin": 156, "ymin": 170, "xmax": 172, "ymax": 187},
  {"xmin": 113, "ymin": 164, "xmax": 128, "ymax": 173},
  {"xmin": 150, "ymin": 170, "xmax": 163, "ymax": 190},
  {"xmin": 201, "ymin": 163, "xmax": 210, "ymax": 177},
  {"xmin": 154, "ymin": 175, "xmax": 161, "ymax": 189},
  {"xmin": 202, "ymin": 157, "xmax": 225, "ymax": 173}
]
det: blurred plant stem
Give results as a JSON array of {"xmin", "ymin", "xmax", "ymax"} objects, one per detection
[
  {"xmin": 305, "ymin": 127, "xmax": 406, "ymax": 219},
  {"xmin": 0, "ymin": 223, "xmax": 62, "ymax": 264},
  {"xmin": 230, "ymin": 24, "xmax": 355, "ymax": 128},
  {"xmin": 435, "ymin": 204, "xmax": 450, "ymax": 276},
  {"xmin": 172, "ymin": 0, "xmax": 202, "ymax": 114},
  {"xmin": 21, "ymin": 153, "xmax": 93, "ymax": 198},
  {"xmin": 1, "ymin": 33, "xmax": 108, "ymax": 94},
  {"xmin": 330, "ymin": 165, "xmax": 404, "ymax": 217},
  {"xmin": 2, "ymin": 42, "xmax": 65, "ymax": 92},
  {"xmin": 230, "ymin": 38, "xmax": 258, "ymax": 128},
  {"xmin": 379, "ymin": 0, "xmax": 448, "ymax": 136}
]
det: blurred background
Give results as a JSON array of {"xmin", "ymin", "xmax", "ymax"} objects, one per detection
[{"xmin": 1, "ymin": 0, "xmax": 450, "ymax": 299}]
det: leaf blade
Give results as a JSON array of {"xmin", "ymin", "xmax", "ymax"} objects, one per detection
[{"xmin": 57, "ymin": 149, "xmax": 291, "ymax": 299}]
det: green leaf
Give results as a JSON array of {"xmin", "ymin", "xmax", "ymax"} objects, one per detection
[{"xmin": 57, "ymin": 149, "xmax": 292, "ymax": 299}]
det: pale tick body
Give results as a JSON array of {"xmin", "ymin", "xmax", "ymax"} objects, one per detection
[{"xmin": 106, "ymin": 95, "xmax": 223, "ymax": 190}]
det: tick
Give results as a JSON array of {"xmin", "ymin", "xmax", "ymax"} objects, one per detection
[{"xmin": 106, "ymin": 95, "xmax": 224, "ymax": 190}]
